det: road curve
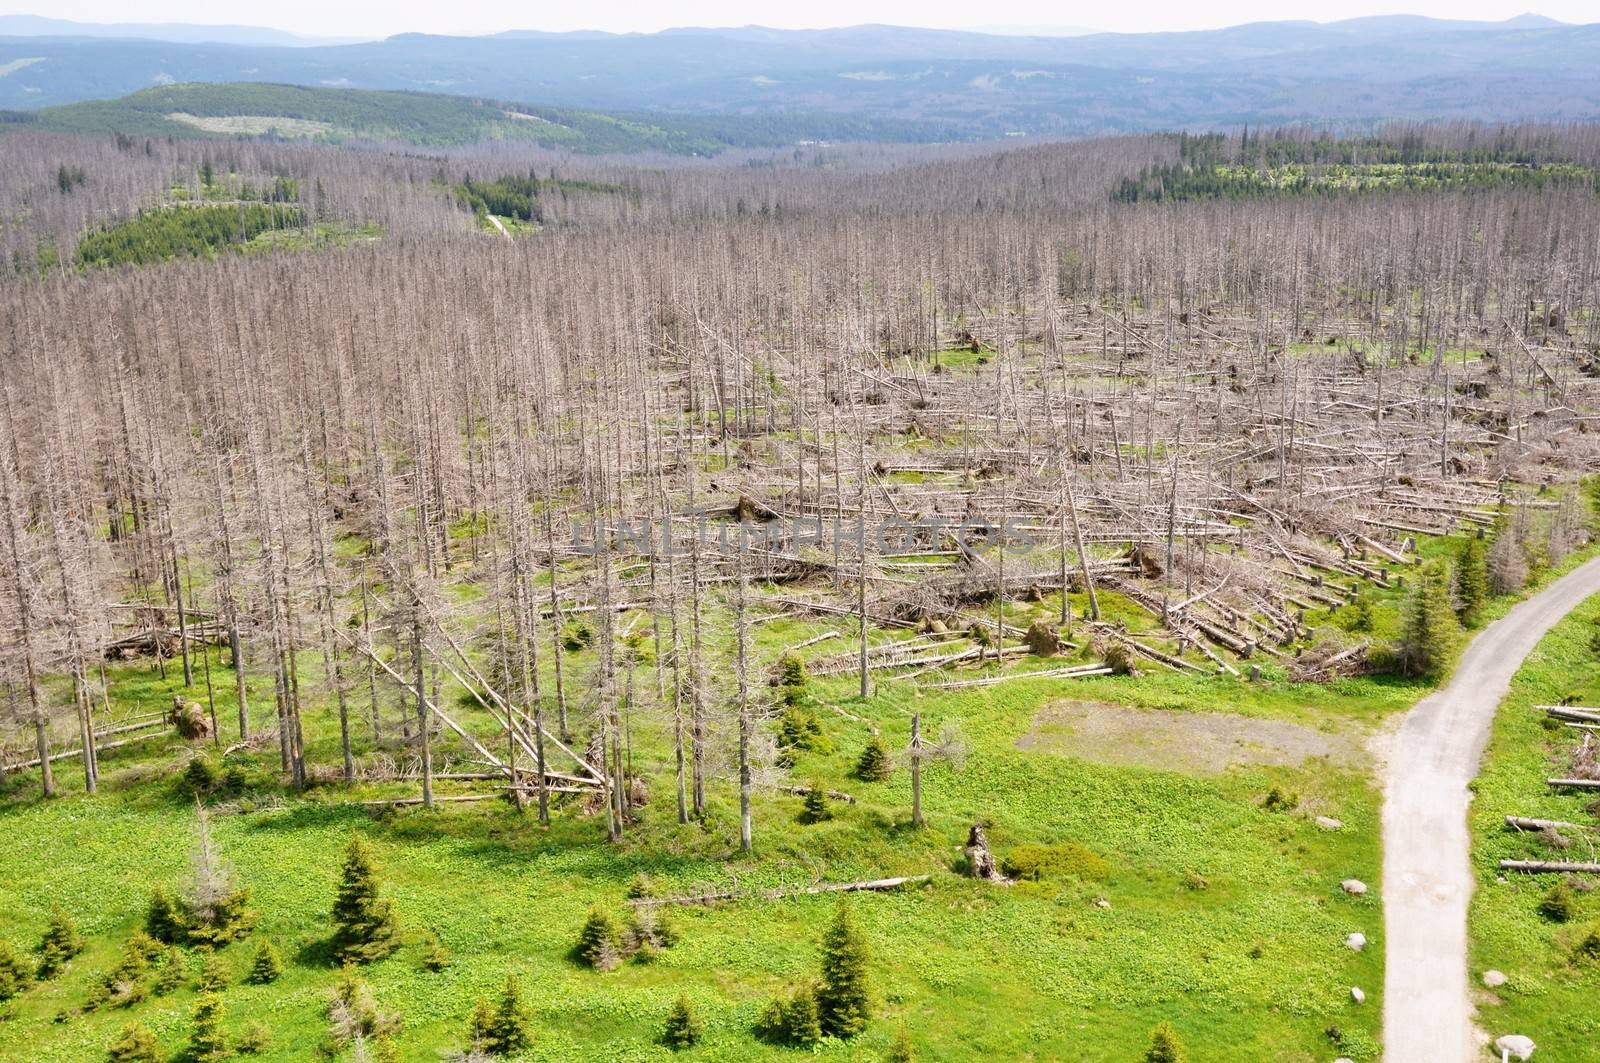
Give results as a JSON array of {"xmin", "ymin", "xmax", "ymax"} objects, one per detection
[{"xmin": 1382, "ymin": 555, "xmax": 1600, "ymax": 1062}]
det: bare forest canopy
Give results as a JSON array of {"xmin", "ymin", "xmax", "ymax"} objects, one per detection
[
  {"xmin": 4, "ymin": 118, "xmax": 1600, "ymax": 793},
  {"xmin": 1, "ymin": 16, "xmax": 1599, "ymax": 138}
]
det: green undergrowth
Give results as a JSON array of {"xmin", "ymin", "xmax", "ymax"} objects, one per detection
[
  {"xmin": 0, "ymin": 639, "xmax": 1387, "ymax": 1061},
  {"xmin": 1469, "ymin": 592, "xmax": 1600, "ymax": 1056}
]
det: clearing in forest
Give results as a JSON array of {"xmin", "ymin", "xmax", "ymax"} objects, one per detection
[{"xmin": 1018, "ymin": 698, "xmax": 1366, "ymax": 774}]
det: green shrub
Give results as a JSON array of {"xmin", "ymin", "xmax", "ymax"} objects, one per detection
[
  {"xmin": 855, "ymin": 736, "xmax": 893, "ymax": 781},
  {"xmin": 1539, "ymin": 883, "xmax": 1577, "ymax": 923},
  {"xmin": 1103, "ymin": 641, "xmax": 1134, "ymax": 675},
  {"xmin": 182, "ymin": 756, "xmax": 221, "ymax": 796},
  {"xmin": 1575, "ymin": 925, "xmax": 1600, "ymax": 962},
  {"xmin": 106, "ymin": 1022, "xmax": 163, "ymax": 1063},
  {"xmin": 236, "ymin": 1021, "xmax": 271, "ymax": 1054},
  {"xmin": 625, "ymin": 873, "xmax": 656, "ymax": 900},
  {"xmin": 1262, "ymin": 787, "xmax": 1299, "ymax": 813},
  {"xmin": 885, "ymin": 1026, "xmax": 917, "ymax": 1062},
  {"xmin": 662, "ymin": 994, "xmax": 703, "ymax": 1050},
  {"xmin": 1001, "ymin": 842, "xmax": 1109, "ymax": 882},
  {"xmin": 562, "ymin": 620, "xmax": 595, "ymax": 652},
  {"xmin": 330, "ymin": 836, "xmax": 399, "ymax": 965}
]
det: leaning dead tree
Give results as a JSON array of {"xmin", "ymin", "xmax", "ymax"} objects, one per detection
[{"xmin": 2, "ymin": 122, "xmax": 1600, "ymax": 839}]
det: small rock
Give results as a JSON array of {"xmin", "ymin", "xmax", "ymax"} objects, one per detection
[
  {"xmin": 1315, "ymin": 816, "xmax": 1344, "ymax": 831},
  {"xmin": 1334, "ymin": 1058, "xmax": 1355, "ymax": 1063},
  {"xmin": 1350, "ymin": 986, "xmax": 1365, "ymax": 1004},
  {"xmin": 1494, "ymin": 1034, "xmax": 1535, "ymax": 1060},
  {"xmin": 1345, "ymin": 932, "xmax": 1366, "ymax": 951},
  {"xmin": 1093, "ymin": 896, "xmax": 1111, "ymax": 909},
  {"xmin": 1341, "ymin": 879, "xmax": 1368, "ymax": 896},
  {"xmin": 1482, "ymin": 969, "xmax": 1507, "ymax": 988}
]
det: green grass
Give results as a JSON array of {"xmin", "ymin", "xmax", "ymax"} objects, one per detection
[
  {"xmin": 1469, "ymin": 594, "xmax": 1600, "ymax": 1056},
  {"xmin": 0, "ymin": 629, "xmax": 1391, "ymax": 1063},
  {"xmin": 7, "ymin": 496, "xmax": 1591, "ymax": 1061}
]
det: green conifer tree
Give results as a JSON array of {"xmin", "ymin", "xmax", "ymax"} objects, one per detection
[
  {"xmin": 330, "ymin": 837, "xmax": 399, "ymax": 965},
  {"xmin": 1145, "ymin": 1022, "xmax": 1188, "ymax": 1063},
  {"xmin": 855, "ymin": 736, "xmax": 892, "ymax": 781},
  {"xmin": 106, "ymin": 1022, "xmax": 163, "ymax": 1063},
  {"xmin": 575, "ymin": 907, "xmax": 623, "ymax": 972},
  {"xmin": 1455, "ymin": 538, "xmax": 1489, "ymax": 627},
  {"xmin": 784, "ymin": 983, "xmax": 822, "ymax": 1045},
  {"xmin": 0, "ymin": 940, "xmax": 31, "ymax": 1002},
  {"xmin": 663, "ymin": 994, "xmax": 703, "ymax": 1050},
  {"xmin": 197, "ymin": 953, "xmax": 228, "ymax": 993},
  {"xmin": 154, "ymin": 947, "xmax": 186, "ymax": 995},
  {"xmin": 799, "ymin": 786, "xmax": 832, "ymax": 824},
  {"xmin": 885, "ymin": 1026, "xmax": 917, "ymax": 1063},
  {"xmin": 36, "ymin": 906, "xmax": 83, "ymax": 979},
  {"xmin": 187, "ymin": 994, "xmax": 229, "ymax": 1063},
  {"xmin": 1396, "ymin": 561, "xmax": 1460, "ymax": 679},
  {"xmin": 247, "ymin": 940, "xmax": 282, "ymax": 985},
  {"xmin": 481, "ymin": 973, "xmax": 534, "ymax": 1056},
  {"xmin": 816, "ymin": 901, "xmax": 872, "ymax": 1038},
  {"xmin": 420, "ymin": 933, "xmax": 452, "ymax": 973},
  {"xmin": 145, "ymin": 889, "xmax": 188, "ymax": 945}
]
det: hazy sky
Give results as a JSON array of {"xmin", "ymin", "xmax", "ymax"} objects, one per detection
[{"xmin": 1, "ymin": 1, "xmax": 1592, "ymax": 38}]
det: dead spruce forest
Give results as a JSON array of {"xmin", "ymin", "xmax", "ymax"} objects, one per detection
[{"xmin": 4, "ymin": 123, "xmax": 1600, "ymax": 1063}]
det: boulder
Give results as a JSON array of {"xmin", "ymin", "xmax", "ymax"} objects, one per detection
[
  {"xmin": 1345, "ymin": 932, "xmax": 1366, "ymax": 951},
  {"xmin": 1341, "ymin": 879, "xmax": 1368, "ymax": 896},
  {"xmin": 1494, "ymin": 1035, "xmax": 1535, "ymax": 1060},
  {"xmin": 1350, "ymin": 986, "xmax": 1365, "ymax": 1004},
  {"xmin": 1315, "ymin": 816, "xmax": 1344, "ymax": 831},
  {"xmin": 1482, "ymin": 969, "xmax": 1507, "ymax": 988}
]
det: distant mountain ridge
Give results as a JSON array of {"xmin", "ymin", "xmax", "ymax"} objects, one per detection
[
  {"xmin": 0, "ymin": 14, "xmax": 364, "ymax": 47},
  {"xmin": 0, "ymin": 15, "xmax": 1597, "ymax": 138}
]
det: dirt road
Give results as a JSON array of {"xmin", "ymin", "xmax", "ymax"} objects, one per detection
[{"xmin": 1382, "ymin": 556, "xmax": 1600, "ymax": 1062}]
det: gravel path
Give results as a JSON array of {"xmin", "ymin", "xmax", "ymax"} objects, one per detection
[{"xmin": 1382, "ymin": 556, "xmax": 1600, "ymax": 1062}]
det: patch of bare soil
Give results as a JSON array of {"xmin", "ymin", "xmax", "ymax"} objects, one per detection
[{"xmin": 1016, "ymin": 699, "xmax": 1364, "ymax": 774}]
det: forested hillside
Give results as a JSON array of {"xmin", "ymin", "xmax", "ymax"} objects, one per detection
[{"xmin": 6, "ymin": 83, "xmax": 944, "ymax": 152}]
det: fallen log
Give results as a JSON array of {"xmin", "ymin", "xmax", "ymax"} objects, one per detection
[
  {"xmin": 778, "ymin": 785, "xmax": 857, "ymax": 804},
  {"xmin": 1546, "ymin": 778, "xmax": 1600, "ymax": 790},
  {"xmin": 1543, "ymin": 705, "xmax": 1600, "ymax": 723},
  {"xmin": 1499, "ymin": 859, "xmax": 1600, "ymax": 874},
  {"xmin": 920, "ymin": 665, "xmax": 1113, "ymax": 690},
  {"xmin": 1505, "ymin": 816, "xmax": 1585, "ymax": 832},
  {"xmin": 630, "ymin": 875, "xmax": 931, "ymax": 908}
]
